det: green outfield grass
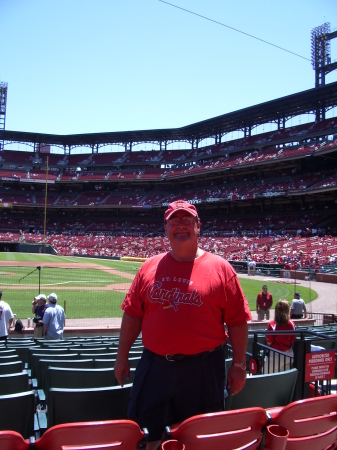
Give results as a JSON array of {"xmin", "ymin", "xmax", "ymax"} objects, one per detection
[{"xmin": 0, "ymin": 253, "xmax": 317, "ymax": 321}]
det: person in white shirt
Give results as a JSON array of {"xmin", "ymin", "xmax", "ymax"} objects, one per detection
[{"xmin": 0, "ymin": 290, "xmax": 14, "ymax": 341}]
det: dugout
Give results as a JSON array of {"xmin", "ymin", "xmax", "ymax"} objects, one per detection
[
  {"xmin": 0, "ymin": 242, "xmax": 18, "ymax": 252},
  {"xmin": 18, "ymin": 243, "xmax": 57, "ymax": 255}
]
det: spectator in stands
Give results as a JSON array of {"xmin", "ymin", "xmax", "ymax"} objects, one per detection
[
  {"xmin": 256, "ymin": 285, "xmax": 273, "ymax": 320},
  {"xmin": 114, "ymin": 199, "xmax": 252, "ymax": 450},
  {"xmin": 247, "ymin": 259, "xmax": 256, "ymax": 276},
  {"xmin": 32, "ymin": 294, "xmax": 47, "ymax": 338},
  {"xmin": 265, "ymin": 299, "xmax": 296, "ymax": 372},
  {"xmin": 42, "ymin": 293, "xmax": 65, "ymax": 340},
  {"xmin": 0, "ymin": 290, "xmax": 14, "ymax": 341},
  {"xmin": 290, "ymin": 292, "xmax": 307, "ymax": 319}
]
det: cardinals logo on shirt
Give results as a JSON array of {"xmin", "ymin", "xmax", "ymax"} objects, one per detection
[{"xmin": 147, "ymin": 281, "xmax": 202, "ymax": 312}]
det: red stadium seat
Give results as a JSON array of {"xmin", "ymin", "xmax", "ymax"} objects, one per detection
[
  {"xmin": 162, "ymin": 407, "xmax": 281, "ymax": 450},
  {"xmin": 0, "ymin": 430, "xmax": 30, "ymax": 450},
  {"xmin": 267, "ymin": 394, "xmax": 337, "ymax": 450},
  {"xmin": 34, "ymin": 420, "xmax": 148, "ymax": 450}
]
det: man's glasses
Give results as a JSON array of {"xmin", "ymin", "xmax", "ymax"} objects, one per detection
[{"xmin": 166, "ymin": 216, "xmax": 197, "ymax": 226}]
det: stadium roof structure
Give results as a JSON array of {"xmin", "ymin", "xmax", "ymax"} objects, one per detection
[{"xmin": 1, "ymin": 81, "xmax": 337, "ymax": 152}]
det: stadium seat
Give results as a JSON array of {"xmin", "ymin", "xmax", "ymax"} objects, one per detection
[
  {"xmin": 162, "ymin": 407, "xmax": 285, "ymax": 450},
  {"xmin": 0, "ymin": 371, "xmax": 29, "ymax": 395},
  {"xmin": 37, "ymin": 359, "xmax": 95, "ymax": 401},
  {"xmin": 0, "ymin": 354, "xmax": 20, "ymax": 364},
  {"xmin": 34, "ymin": 419, "xmax": 148, "ymax": 450},
  {"xmin": 267, "ymin": 394, "xmax": 337, "ymax": 449},
  {"xmin": 47, "ymin": 384, "xmax": 133, "ymax": 427},
  {"xmin": 0, "ymin": 390, "xmax": 36, "ymax": 440},
  {"xmin": 225, "ymin": 368, "xmax": 298, "ymax": 411},
  {"xmin": 31, "ymin": 353, "xmax": 79, "ymax": 382},
  {"xmin": 46, "ymin": 367, "xmax": 117, "ymax": 391},
  {"xmin": 0, "ymin": 430, "xmax": 30, "ymax": 450},
  {"xmin": 0, "ymin": 360, "xmax": 23, "ymax": 375}
]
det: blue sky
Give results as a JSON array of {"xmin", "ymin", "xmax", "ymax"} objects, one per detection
[{"xmin": 2, "ymin": 0, "xmax": 337, "ymax": 138}]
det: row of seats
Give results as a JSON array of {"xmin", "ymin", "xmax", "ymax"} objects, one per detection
[
  {"xmin": 0, "ymin": 337, "xmax": 142, "ymax": 440},
  {"xmin": 1, "ymin": 393, "xmax": 337, "ymax": 449}
]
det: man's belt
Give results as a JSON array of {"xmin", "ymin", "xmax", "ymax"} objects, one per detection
[{"xmin": 151, "ymin": 345, "xmax": 223, "ymax": 362}]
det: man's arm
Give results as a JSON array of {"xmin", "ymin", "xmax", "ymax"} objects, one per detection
[
  {"xmin": 256, "ymin": 295, "xmax": 259, "ymax": 313},
  {"xmin": 8, "ymin": 318, "xmax": 13, "ymax": 332},
  {"xmin": 43, "ymin": 323, "xmax": 48, "ymax": 336},
  {"xmin": 114, "ymin": 313, "xmax": 142, "ymax": 386},
  {"xmin": 227, "ymin": 322, "xmax": 248, "ymax": 395}
]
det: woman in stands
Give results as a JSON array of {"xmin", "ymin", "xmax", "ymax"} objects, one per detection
[{"xmin": 265, "ymin": 299, "xmax": 296, "ymax": 373}]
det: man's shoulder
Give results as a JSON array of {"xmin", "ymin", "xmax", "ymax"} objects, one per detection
[{"xmin": 0, "ymin": 300, "xmax": 10, "ymax": 309}]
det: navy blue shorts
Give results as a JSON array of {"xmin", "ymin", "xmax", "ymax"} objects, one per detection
[{"xmin": 128, "ymin": 345, "xmax": 226, "ymax": 442}]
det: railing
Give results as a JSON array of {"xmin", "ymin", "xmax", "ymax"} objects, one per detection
[{"xmin": 236, "ymin": 329, "xmax": 337, "ymax": 399}]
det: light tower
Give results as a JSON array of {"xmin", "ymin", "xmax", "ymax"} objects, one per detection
[
  {"xmin": 0, "ymin": 81, "xmax": 8, "ymax": 131},
  {"xmin": 311, "ymin": 23, "xmax": 337, "ymax": 121},
  {"xmin": 0, "ymin": 81, "xmax": 8, "ymax": 152},
  {"xmin": 311, "ymin": 23, "xmax": 337, "ymax": 88}
]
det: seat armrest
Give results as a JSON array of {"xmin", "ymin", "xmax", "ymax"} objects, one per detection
[
  {"xmin": 36, "ymin": 410, "xmax": 48, "ymax": 436},
  {"xmin": 37, "ymin": 389, "xmax": 46, "ymax": 403}
]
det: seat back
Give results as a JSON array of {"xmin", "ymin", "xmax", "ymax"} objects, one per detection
[
  {"xmin": 165, "ymin": 407, "xmax": 268, "ymax": 450},
  {"xmin": 11, "ymin": 345, "xmax": 40, "ymax": 365},
  {"xmin": 0, "ymin": 354, "xmax": 20, "ymax": 364},
  {"xmin": 0, "ymin": 349, "xmax": 18, "ymax": 355},
  {"xmin": 225, "ymin": 368, "xmax": 297, "ymax": 410},
  {"xmin": 78, "ymin": 352, "xmax": 117, "ymax": 360},
  {"xmin": 28, "ymin": 347, "xmax": 69, "ymax": 369},
  {"xmin": 0, "ymin": 430, "xmax": 30, "ymax": 450},
  {"xmin": 47, "ymin": 367, "xmax": 116, "ymax": 391},
  {"xmin": 35, "ymin": 419, "xmax": 147, "ymax": 450},
  {"xmin": 32, "ymin": 353, "xmax": 79, "ymax": 382},
  {"xmin": 269, "ymin": 394, "xmax": 337, "ymax": 450},
  {"xmin": 0, "ymin": 390, "xmax": 35, "ymax": 439},
  {"xmin": 39, "ymin": 359, "xmax": 94, "ymax": 394},
  {"xmin": 0, "ymin": 360, "xmax": 23, "ymax": 375},
  {"xmin": 0, "ymin": 372, "xmax": 29, "ymax": 395},
  {"xmin": 94, "ymin": 358, "xmax": 116, "ymax": 369},
  {"xmin": 48, "ymin": 384, "xmax": 132, "ymax": 427}
]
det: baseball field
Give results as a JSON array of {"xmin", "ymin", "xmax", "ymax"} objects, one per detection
[{"xmin": 0, "ymin": 252, "xmax": 317, "ymax": 325}]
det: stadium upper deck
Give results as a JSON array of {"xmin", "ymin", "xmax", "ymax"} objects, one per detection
[{"xmin": 0, "ymin": 82, "xmax": 336, "ymax": 238}]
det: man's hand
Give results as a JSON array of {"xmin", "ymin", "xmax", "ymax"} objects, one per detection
[
  {"xmin": 114, "ymin": 355, "xmax": 130, "ymax": 387},
  {"xmin": 227, "ymin": 365, "xmax": 247, "ymax": 395}
]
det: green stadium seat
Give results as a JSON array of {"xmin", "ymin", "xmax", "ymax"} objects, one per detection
[
  {"xmin": 0, "ymin": 390, "xmax": 36, "ymax": 439},
  {"xmin": 0, "ymin": 361, "xmax": 23, "ymax": 375},
  {"xmin": 0, "ymin": 372, "xmax": 30, "ymax": 395},
  {"xmin": 225, "ymin": 368, "xmax": 298, "ymax": 411},
  {"xmin": 47, "ymin": 384, "xmax": 132, "ymax": 427}
]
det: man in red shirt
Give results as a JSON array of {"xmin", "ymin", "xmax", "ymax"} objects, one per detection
[
  {"xmin": 114, "ymin": 200, "xmax": 252, "ymax": 450},
  {"xmin": 256, "ymin": 285, "xmax": 273, "ymax": 320}
]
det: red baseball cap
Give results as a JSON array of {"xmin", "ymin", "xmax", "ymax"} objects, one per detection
[{"xmin": 164, "ymin": 200, "xmax": 198, "ymax": 222}]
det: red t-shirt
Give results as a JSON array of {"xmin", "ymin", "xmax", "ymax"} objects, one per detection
[
  {"xmin": 122, "ymin": 251, "xmax": 252, "ymax": 355},
  {"xmin": 256, "ymin": 292, "xmax": 273, "ymax": 310},
  {"xmin": 265, "ymin": 320, "xmax": 296, "ymax": 352}
]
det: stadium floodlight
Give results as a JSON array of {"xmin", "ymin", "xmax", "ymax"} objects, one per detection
[
  {"xmin": 0, "ymin": 81, "xmax": 8, "ymax": 151},
  {"xmin": 0, "ymin": 81, "xmax": 8, "ymax": 131},
  {"xmin": 311, "ymin": 22, "xmax": 331, "ymax": 70}
]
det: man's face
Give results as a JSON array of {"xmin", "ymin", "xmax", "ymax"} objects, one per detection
[{"xmin": 164, "ymin": 210, "xmax": 200, "ymax": 244}]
